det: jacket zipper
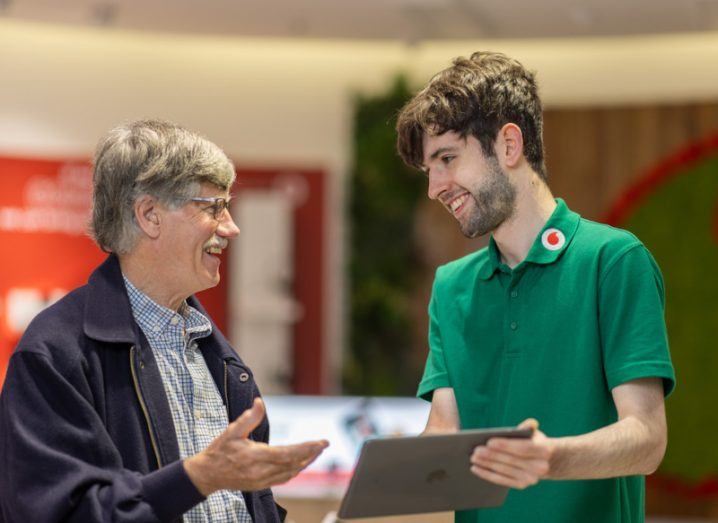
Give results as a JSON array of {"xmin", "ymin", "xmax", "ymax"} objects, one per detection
[
  {"xmin": 130, "ymin": 345, "xmax": 163, "ymax": 468},
  {"xmin": 223, "ymin": 360, "xmax": 230, "ymax": 419}
]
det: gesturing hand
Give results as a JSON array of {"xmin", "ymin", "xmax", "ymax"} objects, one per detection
[
  {"xmin": 470, "ymin": 418, "xmax": 554, "ymax": 490},
  {"xmin": 184, "ymin": 398, "xmax": 329, "ymax": 496}
]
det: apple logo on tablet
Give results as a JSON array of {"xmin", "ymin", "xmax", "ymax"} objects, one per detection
[{"xmin": 426, "ymin": 469, "xmax": 449, "ymax": 483}]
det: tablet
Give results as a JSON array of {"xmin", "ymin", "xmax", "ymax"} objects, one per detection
[{"xmin": 337, "ymin": 427, "xmax": 533, "ymax": 519}]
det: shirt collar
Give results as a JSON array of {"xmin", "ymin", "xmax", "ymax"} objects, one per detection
[
  {"xmin": 123, "ymin": 276, "xmax": 212, "ymax": 340},
  {"xmin": 477, "ymin": 198, "xmax": 580, "ymax": 280}
]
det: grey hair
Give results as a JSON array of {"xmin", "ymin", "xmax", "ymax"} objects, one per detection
[{"xmin": 90, "ymin": 119, "xmax": 236, "ymax": 254}]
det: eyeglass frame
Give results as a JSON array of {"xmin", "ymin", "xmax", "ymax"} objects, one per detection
[{"xmin": 188, "ymin": 195, "xmax": 233, "ymax": 220}]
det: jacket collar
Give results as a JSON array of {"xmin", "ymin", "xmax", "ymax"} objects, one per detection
[
  {"xmin": 83, "ymin": 254, "xmax": 139, "ymax": 344},
  {"xmin": 83, "ymin": 255, "xmax": 242, "ymax": 364},
  {"xmin": 477, "ymin": 198, "xmax": 580, "ymax": 280}
]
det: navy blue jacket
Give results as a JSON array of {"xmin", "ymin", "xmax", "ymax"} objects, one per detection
[{"xmin": 0, "ymin": 255, "xmax": 286, "ymax": 522}]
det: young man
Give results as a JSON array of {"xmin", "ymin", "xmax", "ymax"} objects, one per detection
[
  {"xmin": 0, "ymin": 120, "xmax": 327, "ymax": 522},
  {"xmin": 396, "ymin": 52, "xmax": 675, "ymax": 522}
]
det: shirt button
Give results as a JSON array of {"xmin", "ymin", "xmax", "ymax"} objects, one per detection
[
  {"xmin": 170, "ymin": 317, "xmax": 179, "ymax": 325},
  {"xmin": 510, "ymin": 321, "xmax": 518, "ymax": 330},
  {"xmin": 239, "ymin": 372, "xmax": 250, "ymax": 382},
  {"xmin": 510, "ymin": 290, "xmax": 518, "ymax": 298},
  {"xmin": 194, "ymin": 409, "xmax": 202, "ymax": 420}
]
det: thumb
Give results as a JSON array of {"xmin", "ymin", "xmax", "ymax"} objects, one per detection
[
  {"xmin": 518, "ymin": 418, "xmax": 539, "ymax": 431},
  {"xmin": 229, "ymin": 398, "xmax": 266, "ymax": 439}
]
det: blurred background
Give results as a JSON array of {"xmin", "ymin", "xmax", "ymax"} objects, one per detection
[{"xmin": 1, "ymin": 0, "xmax": 717, "ymax": 521}]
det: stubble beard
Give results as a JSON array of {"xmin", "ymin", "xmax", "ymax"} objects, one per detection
[{"xmin": 459, "ymin": 157, "xmax": 517, "ymax": 239}]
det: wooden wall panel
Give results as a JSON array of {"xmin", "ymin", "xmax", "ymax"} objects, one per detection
[
  {"xmin": 543, "ymin": 101, "xmax": 718, "ymax": 222},
  {"xmin": 409, "ymin": 100, "xmax": 718, "ymax": 436}
]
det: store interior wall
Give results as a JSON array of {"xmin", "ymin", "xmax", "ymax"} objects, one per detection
[{"xmin": 1, "ymin": 19, "xmax": 718, "ymax": 393}]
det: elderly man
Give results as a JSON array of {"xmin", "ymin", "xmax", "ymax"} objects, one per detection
[{"xmin": 0, "ymin": 120, "xmax": 327, "ymax": 522}]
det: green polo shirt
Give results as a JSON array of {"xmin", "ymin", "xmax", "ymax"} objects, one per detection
[{"xmin": 418, "ymin": 199, "xmax": 675, "ymax": 523}]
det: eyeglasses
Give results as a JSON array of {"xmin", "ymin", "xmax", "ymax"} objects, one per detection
[{"xmin": 189, "ymin": 195, "xmax": 233, "ymax": 220}]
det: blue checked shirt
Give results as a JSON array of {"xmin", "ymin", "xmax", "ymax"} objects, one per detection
[{"xmin": 124, "ymin": 276, "xmax": 252, "ymax": 523}]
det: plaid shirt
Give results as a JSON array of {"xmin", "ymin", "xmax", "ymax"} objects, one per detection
[{"xmin": 124, "ymin": 276, "xmax": 251, "ymax": 523}]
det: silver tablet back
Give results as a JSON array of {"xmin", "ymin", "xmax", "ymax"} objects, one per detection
[{"xmin": 337, "ymin": 427, "xmax": 532, "ymax": 519}]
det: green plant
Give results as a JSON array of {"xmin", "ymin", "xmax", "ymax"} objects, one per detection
[{"xmin": 345, "ymin": 77, "xmax": 425, "ymax": 395}]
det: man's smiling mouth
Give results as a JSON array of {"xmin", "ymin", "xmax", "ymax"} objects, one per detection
[
  {"xmin": 203, "ymin": 238, "xmax": 228, "ymax": 256},
  {"xmin": 448, "ymin": 192, "xmax": 471, "ymax": 215}
]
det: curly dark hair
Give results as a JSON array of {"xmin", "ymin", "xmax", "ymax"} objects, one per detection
[{"xmin": 396, "ymin": 51, "xmax": 546, "ymax": 180}]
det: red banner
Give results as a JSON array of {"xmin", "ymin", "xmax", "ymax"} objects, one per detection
[
  {"xmin": 0, "ymin": 157, "xmax": 106, "ymax": 382},
  {"xmin": 0, "ymin": 157, "xmax": 326, "ymax": 394}
]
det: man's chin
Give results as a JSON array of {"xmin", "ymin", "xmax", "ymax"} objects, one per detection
[
  {"xmin": 457, "ymin": 217, "xmax": 485, "ymax": 239},
  {"xmin": 205, "ymin": 273, "xmax": 221, "ymax": 289},
  {"xmin": 193, "ymin": 273, "xmax": 221, "ymax": 295},
  {"xmin": 461, "ymin": 229, "xmax": 481, "ymax": 239},
  {"xmin": 458, "ymin": 210, "xmax": 509, "ymax": 239}
]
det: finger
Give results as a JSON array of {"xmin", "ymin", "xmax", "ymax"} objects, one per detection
[
  {"xmin": 484, "ymin": 438, "xmax": 550, "ymax": 460},
  {"xmin": 471, "ymin": 449, "xmax": 549, "ymax": 478},
  {"xmin": 260, "ymin": 468, "xmax": 303, "ymax": 488},
  {"xmin": 472, "ymin": 445, "xmax": 521, "ymax": 469},
  {"xmin": 471, "ymin": 464, "xmax": 538, "ymax": 490},
  {"xmin": 283, "ymin": 440, "xmax": 330, "ymax": 459},
  {"xmin": 228, "ymin": 398, "xmax": 266, "ymax": 439},
  {"xmin": 296, "ymin": 444, "xmax": 327, "ymax": 470},
  {"xmin": 272, "ymin": 446, "xmax": 328, "ymax": 482},
  {"xmin": 239, "ymin": 463, "xmax": 304, "ymax": 492},
  {"xmin": 242, "ymin": 440, "xmax": 327, "ymax": 472},
  {"xmin": 246, "ymin": 452, "xmax": 316, "ymax": 483},
  {"xmin": 240, "ymin": 443, "xmax": 328, "ymax": 491},
  {"xmin": 517, "ymin": 418, "xmax": 539, "ymax": 430},
  {"xmin": 270, "ymin": 440, "xmax": 328, "ymax": 466}
]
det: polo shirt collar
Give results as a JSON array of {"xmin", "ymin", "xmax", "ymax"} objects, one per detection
[
  {"xmin": 477, "ymin": 198, "xmax": 580, "ymax": 280},
  {"xmin": 477, "ymin": 236, "xmax": 504, "ymax": 280}
]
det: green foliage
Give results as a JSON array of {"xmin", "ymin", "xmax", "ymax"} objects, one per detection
[
  {"xmin": 345, "ymin": 77, "xmax": 426, "ymax": 395},
  {"xmin": 621, "ymin": 153, "xmax": 718, "ymax": 481}
]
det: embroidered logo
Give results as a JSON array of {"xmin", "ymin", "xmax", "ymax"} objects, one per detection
[{"xmin": 541, "ymin": 228, "xmax": 566, "ymax": 251}]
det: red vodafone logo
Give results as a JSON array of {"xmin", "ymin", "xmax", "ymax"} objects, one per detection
[{"xmin": 541, "ymin": 228, "xmax": 566, "ymax": 251}]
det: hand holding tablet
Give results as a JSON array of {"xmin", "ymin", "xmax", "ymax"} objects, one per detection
[{"xmin": 338, "ymin": 427, "xmax": 533, "ymax": 519}]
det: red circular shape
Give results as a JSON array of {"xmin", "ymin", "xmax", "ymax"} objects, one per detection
[
  {"xmin": 548, "ymin": 232, "xmax": 559, "ymax": 245},
  {"xmin": 602, "ymin": 131, "xmax": 718, "ymax": 500},
  {"xmin": 604, "ymin": 133, "xmax": 718, "ymax": 226}
]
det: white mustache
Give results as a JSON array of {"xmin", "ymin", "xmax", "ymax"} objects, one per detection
[{"xmin": 203, "ymin": 237, "xmax": 228, "ymax": 251}]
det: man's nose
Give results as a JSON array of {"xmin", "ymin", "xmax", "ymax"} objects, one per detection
[
  {"xmin": 427, "ymin": 171, "xmax": 448, "ymax": 201},
  {"xmin": 217, "ymin": 210, "xmax": 240, "ymax": 238}
]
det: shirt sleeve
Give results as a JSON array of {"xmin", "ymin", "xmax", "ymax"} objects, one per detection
[
  {"xmin": 599, "ymin": 244, "xmax": 676, "ymax": 396},
  {"xmin": 417, "ymin": 273, "xmax": 451, "ymax": 401},
  {"xmin": 0, "ymin": 349, "xmax": 204, "ymax": 522}
]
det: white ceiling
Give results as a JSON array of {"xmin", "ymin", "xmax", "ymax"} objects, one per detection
[{"xmin": 2, "ymin": 0, "xmax": 718, "ymax": 41}]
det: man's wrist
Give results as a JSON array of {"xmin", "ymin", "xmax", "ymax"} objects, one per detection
[
  {"xmin": 545, "ymin": 436, "xmax": 567, "ymax": 480},
  {"xmin": 183, "ymin": 453, "xmax": 216, "ymax": 497}
]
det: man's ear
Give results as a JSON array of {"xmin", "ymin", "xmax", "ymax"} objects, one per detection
[
  {"xmin": 495, "ymin": 123, "xmax": 524, "ymax": 169},
  {"xmin": 134, "ymin": 195, "xmax": 162, "ymax": 239}
]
